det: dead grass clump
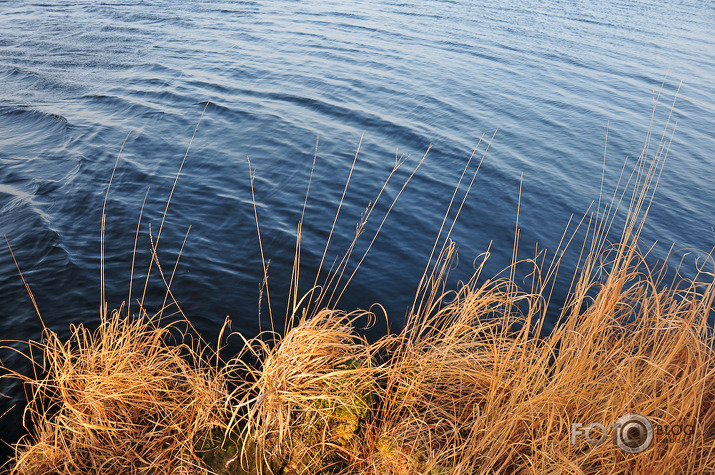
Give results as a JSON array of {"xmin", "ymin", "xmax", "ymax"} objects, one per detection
[
  {"xmin": 357, "ymin": 243, "xmax": 715, "ymax": 474},
  {"xmin": 227, "ymin": 309, "xmax": 375, "ymax": 474},
  {"xmin": 220, "ymin": 232, "xmax": 714, "ymax": 475},
  {"xmin": 4, "ymin": 310, "xmax": 230, "ymax": 475}
]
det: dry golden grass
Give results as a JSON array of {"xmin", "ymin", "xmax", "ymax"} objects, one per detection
[
  {"xmin": 222, "ymin": 232, "xmax": 714, "ymax": 474},
  {"xmin": 356, "ymin": 244, "xmax": 715, "ymax": 474},
  {"xmin": 2, "ymin": 310, "xmax": 230, "ymax": 474},
  {"xmin": 3, "ymin": 84, "xmax": 714, "ymax": 474}
]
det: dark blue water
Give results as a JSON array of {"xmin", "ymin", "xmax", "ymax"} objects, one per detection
[{"xmin": 0, "ymin": 0, "xmax": 713, "ymax": 456}]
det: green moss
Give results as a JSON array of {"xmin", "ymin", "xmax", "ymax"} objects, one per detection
[
  {"xmin": 195, "ymin": 428, "xmax": 252, "ymax": 475},
  {"xmin": 276, "ymin": 358, "xmax": 375, "ymax": 474}
]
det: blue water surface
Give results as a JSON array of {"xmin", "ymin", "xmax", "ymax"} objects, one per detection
[{"xmin": 0, "ymin": 0, "xmax": 713, "ymax": 455}]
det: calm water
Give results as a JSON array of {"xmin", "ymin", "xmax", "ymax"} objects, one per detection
[{"xmin": 0, "ymin": 0, "xmax": 713, "ymax": 454}]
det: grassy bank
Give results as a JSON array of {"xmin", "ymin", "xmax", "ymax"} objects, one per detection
[{"xmin": 2, "ymin": 96, "xmax": 714, "ymax": 474}]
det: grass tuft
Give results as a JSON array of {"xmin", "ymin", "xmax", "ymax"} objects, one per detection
[{"xmin": 3, "ymin": 311, "xmax": 230, "ymax": 474}]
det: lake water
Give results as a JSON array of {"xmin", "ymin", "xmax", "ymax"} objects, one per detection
[{"xmin": 0, "ymin": 0, "xmax": 713, "ymax": 456}]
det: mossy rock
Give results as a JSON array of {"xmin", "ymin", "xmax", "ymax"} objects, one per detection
[
  {"xmin": 195, "ymin": 427, "xmax": 255, "ymax": 475},
  {"xmin": 278, "ymin": 359, "xmax": 375, "ymax": 473}
]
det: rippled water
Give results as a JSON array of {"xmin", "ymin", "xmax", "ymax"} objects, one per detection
[{"xmin": 0, "ymin": 0, "xmax": 713, "ymax": 455}]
